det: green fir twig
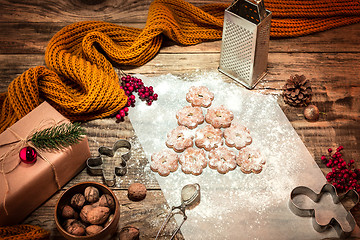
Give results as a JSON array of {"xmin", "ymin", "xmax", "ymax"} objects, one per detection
[{"xmin": 30, "ymin": 122, "xmax": 85, "ymax": 150}]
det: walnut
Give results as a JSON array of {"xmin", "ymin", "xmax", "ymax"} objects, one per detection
[
  {"xmin": 304, "ymin": 104, "xmax": 319, "ymax": 121},
  {"xmin": 91, "ymin": 201, "xmax": 100, "ymax": 208},
  {"xmin": 84, "ymin": 186, "xmax": 100, "ymax": 203},
  {"xmin": 87, "ymin": 206, "xmax": 110, "ymax": 225},
  {"xmin": 119, "ymin": 226, "xmax": 140, "ymax": 240},
  {"xmin": 80, "ymin": 205, "xmax": 94, "ymax": 224},
  {"xmin": 85, "ymin": 225, "xmax": 104, "ymax": 235},
  {"xmin": 61, "ymin": 205, "xmax": 77, "ymax": 219},
  {"xmin": 98, "ymin": 194, "xmax": 115, "ymax": 211},
  {"xmin": 63, "ymin": 219, "xmax": 85, "ymax": 236},
  {"xmin": 128, "ymin": 183, "xmax": 147, "ymax": 201},
  {"xmin": 71, "ymin": 193, "xmax": 85, "ymax": 209}
]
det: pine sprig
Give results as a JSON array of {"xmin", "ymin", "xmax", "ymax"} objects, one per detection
[{"xmin": 30, "ymin": 122, "xmax": 85, "ymax": 150}]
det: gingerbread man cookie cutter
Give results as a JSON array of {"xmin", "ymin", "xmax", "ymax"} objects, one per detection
[
  {"xmin": 86, "ymin": 140, "xmax": 131, "ymax": 187},
  {"xmin": 289, "ymin": 183, "xmax": 359, "ymax": 238}
]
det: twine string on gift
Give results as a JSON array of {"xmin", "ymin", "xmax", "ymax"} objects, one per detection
[{"xmin": 0, "ymin": 119, "xmax": 64, "ymax": 215}]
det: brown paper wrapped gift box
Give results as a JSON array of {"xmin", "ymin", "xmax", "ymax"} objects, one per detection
[{"xmin": 0, "ymin": 102, "xmax": 91, "ymax": 226}]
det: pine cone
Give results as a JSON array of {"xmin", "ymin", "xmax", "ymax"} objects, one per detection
[{"xmin": 283, "ymin": 74, "xmax": 312, "ymax": 107}]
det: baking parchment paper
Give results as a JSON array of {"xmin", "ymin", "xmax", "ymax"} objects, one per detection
[{"xmin": 128, "ymin": 71, "xmax": 357, "ymax": 239}]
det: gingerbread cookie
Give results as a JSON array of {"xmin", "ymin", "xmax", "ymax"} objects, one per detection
[
  {"xmin": 179, "ymin": 147, "xmax": 207, "ymax": 175},
  {"xmin": 236, "ymin": 147, "xmax": 265, "ymax": 174},
  {"xmin": 166, "ymin": 126, "xmax": 194, "ymax": 152},
  {"xmin": 176, "ymin": 106, "xmax": 204, "ymax": 129},
  {"xmin": 186, "ymin": 86, "xmax": 214, "ymax": 108},
  {"xmin": 195, "ymin": 125, "xmax": 222, "ymax": 151},
  {"xmin": 150, "ymin": 149, "xmax": 179, "ymax": 176},
  {"xmin": 208, "ymin": 146, "xmax": 237, "ymax": 174},
  {"xmin": 224, "ymin": 122, "xmax": 252, "ymax": 150},
  {"xmin": 205, "ymin": 105, "xmax": 234, "ymax": 128}
]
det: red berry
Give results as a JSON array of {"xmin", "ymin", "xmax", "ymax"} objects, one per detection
[
  {"xmin": 328, "ymin": 148, "xmax": 333, "ymax": 153},
  {"xmin": 116, "ymin": 114, "xmax": 122, "ymax": 120},
  {"xmin": 123, "ymin": 107, "xmax": 129, "ymax": 112}
]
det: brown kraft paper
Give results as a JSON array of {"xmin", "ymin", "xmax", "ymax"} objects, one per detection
[{"xmin": 0, "ymin": 101, "xmax": 91, "ymax": 226}]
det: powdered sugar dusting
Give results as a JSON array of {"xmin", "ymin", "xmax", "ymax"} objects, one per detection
[{"xmin": 128, "ymin": 71, "xmax": 338, "ymax": 239}]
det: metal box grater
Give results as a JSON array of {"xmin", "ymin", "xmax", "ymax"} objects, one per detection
[{"xmin": 218, "ymin": 0, "xmax": 272, "ymax": 89}]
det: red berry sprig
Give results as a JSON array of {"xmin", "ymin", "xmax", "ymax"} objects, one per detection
[
  {"xmin": 114, "ymin": 72, "xmax": 158, "ymax": 121},
  {"xmin": 322, "ymin": 146, "xmax": 359, "ymax": 193}
]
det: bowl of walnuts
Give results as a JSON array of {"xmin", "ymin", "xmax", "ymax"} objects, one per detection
[{"xmin": 55, "ymin": 182, "xmax": 120, "ymax": 240}]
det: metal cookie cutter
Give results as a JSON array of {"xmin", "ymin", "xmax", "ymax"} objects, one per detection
[
  {"xmin": 289, "ymin": 183, "xmax": 359, "ymax": 238},
  {"xmin": 86, "ymin": 140, "xmax": 131, "ymax": 187},
  {"xmin": 155, "ymin": 183, "xmax": 201, "ymax": 240}
]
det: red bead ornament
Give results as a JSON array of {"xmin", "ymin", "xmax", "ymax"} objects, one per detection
[{"xmin": 19, "ymin": 146, "xmax": 37, "ymax": 164}]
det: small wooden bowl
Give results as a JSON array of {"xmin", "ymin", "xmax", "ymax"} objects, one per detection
[{"xmin": 55, "ymin": 182, "xmax": 120, "ymax": 240}]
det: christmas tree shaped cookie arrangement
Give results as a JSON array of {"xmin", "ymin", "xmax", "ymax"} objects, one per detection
[{"xmin": 151, "ymin": 86, "xmax": 266, "ymax": 176}]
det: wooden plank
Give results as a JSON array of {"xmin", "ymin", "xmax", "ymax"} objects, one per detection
[
  {"xmin": 0, "ymin": 23, "xmax": 360, "ymax": 54},
  {"xmin": 1, "ymin": 52, "xmax": 359, "ymax": 101},
  {"xmin": 0, "ymin": 0, "xmax": 228, "ymax": 23},
  {"xmin": 0, "ymin": 0, "xmax": 153, "ymax": 23},
  {"xmin": 23, "ymin": 189, "xmax": 184, "ymax": 239}
]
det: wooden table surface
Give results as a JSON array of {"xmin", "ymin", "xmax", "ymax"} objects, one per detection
[{"xmin": 1, "ymin": 0, "xmax": 359, "ymax": 239}]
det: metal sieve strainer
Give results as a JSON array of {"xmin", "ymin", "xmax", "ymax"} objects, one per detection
[{"xmin": 155, "ymin": 183, "xmax": 201, "ymax": 240}]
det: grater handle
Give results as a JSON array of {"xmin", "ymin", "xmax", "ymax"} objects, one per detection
[
  {"xmin": 256, "ymin": 0, "xmax": 267, "ymax": 21},
  {"xmin": 249, "ymin": 0, "xmax": 266, "ymax": 21}
]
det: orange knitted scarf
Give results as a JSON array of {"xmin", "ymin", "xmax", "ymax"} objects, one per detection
[{"xmin": 0, "ymin": 0, "xmax": 359, "ymax": 133}]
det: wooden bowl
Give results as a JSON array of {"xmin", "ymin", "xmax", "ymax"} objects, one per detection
[{"xmin": 55, "ymin": 182, "xmax": 120, "ymax": 240}]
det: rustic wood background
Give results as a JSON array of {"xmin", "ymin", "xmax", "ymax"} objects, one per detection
[{"xmin": 0, "ymin": 0, "xmax": 359, "ymax": 239}]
